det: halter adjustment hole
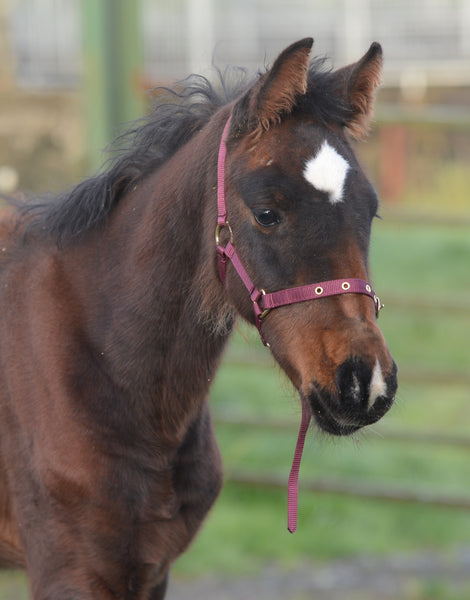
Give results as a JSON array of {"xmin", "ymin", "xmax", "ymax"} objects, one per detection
[
  {"xmin": 366, "ymin": 284, "xmax": 371, "ymax": 292},
  {"xmin": 315, "ymin": 286, "xmax": 323, "ymax": 295},
  {"xmin": 341, "ymin": 282, "xmax": 351, "ymax": 291}
]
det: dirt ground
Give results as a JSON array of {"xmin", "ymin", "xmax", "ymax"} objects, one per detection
[
  {"xmin": 2, "ymin": 547, "xmax": 470, "ymax": 600},
  {"xmin": 167, "ymin": 548, "xmax": 470, "ymax": 600}
]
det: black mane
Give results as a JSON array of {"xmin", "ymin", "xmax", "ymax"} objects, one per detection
[
  {"xmin": 19, "ymin": 58, "xmax": 347, "ymax": 245},
  {"xmin": 20, "ymin": 69, "xmax": 249, "ymax": 245}
]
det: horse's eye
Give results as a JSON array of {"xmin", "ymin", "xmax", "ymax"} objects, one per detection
[{"xmin": 253, "ymin": 208, "xmax": 281, "ymax": 228}]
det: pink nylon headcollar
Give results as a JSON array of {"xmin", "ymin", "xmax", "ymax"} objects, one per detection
[
  {"xmin": 215, "ymin": 115, "xmax": 383, "ymax": 533},
  {"xmin": 216, "ymin": 116, "xmax": 382, "ymax": 344}
]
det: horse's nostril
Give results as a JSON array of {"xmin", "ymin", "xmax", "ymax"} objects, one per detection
[
  {"xmin": 335, "ymin": 356, "xmax": 397, "ymax": 413},
  {"xmin": 305, "ymin": 357, "xmax": 396, "ymax": 436},
  {"xmin": 336, "ymin": 357, "xmax": 372, "ymax": 408}
]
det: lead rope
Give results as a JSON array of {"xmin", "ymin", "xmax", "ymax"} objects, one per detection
[
  {"xmin": 217, "ymin": 114, "xmax": 310, "ymax": 533},
  {"xmin": 216, "ymin": 115, "xmax": 384, "ymax": 532},
  {"xmin": 287, "ymin": 403, "xmax": 312, "ymax": 533}
]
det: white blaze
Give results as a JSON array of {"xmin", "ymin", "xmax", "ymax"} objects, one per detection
[
  {"xmin": 303, "ymin": 141, "xmax": 350, "ymax": 203},
  {"xmin": 369, "ymin": 359, "xmax": 387, "ymax": 408}
]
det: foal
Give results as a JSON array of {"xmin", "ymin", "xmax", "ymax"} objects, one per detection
[{"xmin": 0, "ymin": 38, "xmax": 397, "ymax": 599}]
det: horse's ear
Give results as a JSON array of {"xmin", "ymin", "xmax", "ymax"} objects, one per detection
[
  {"xmin": 334, "ymin": 42, "xmax": 383, "ymax": 140},
  {"xmin": 231, "ymin": 37, "xmax": 313, "ymax": 136}
]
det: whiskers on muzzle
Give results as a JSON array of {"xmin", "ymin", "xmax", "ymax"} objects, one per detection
[{"xmin": 306, "ymin": 357, "xmax": 398, "ymax": 436}]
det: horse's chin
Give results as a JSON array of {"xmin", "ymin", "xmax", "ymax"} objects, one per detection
[
  {"xmin": 302, "ymin": 388, "xmax": 376, "ymax": 437},
  {"xmin": 311, "ymin": 409, "xmax": 363, "ymax": 436}
]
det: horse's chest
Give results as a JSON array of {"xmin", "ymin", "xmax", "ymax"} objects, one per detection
[{"xmin": 130, "ymin": 407, "xmax": 223, "ymax": 565}]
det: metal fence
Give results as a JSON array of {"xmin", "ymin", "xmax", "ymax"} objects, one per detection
[{"xmin": 7, "ymin": 0, "xmax": 470, "ymax": 88}]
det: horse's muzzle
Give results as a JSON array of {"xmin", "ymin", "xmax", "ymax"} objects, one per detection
[{"xmin": 306, "ymin": 358, "xmax": 398, "ymax": 436}]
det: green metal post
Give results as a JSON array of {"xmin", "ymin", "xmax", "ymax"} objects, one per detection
[{"xmin": 81, "ymin": 0, "xmax": 145, "ymax": 171}]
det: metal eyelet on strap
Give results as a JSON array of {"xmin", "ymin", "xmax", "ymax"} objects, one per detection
[
  {"xmin": 341, "ymin": 281, "xmax": 351, "ymax": 291},
  {"xmin": 315, "ymin": 286, "xmax": 323, "ymax": 295}
]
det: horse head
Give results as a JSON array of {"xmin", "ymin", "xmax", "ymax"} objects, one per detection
[{"xmin": 218, "ymin": 38, "xmax": 397, "ymax": 436}]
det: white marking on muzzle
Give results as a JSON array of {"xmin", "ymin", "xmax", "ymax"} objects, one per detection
[
  {"xmin": 303, "ymin": 141, "xmax": 350, "ymax": 203},
  {"xmin": 369, "ymin": 359, "xmax": 387, "ymax": 408}
]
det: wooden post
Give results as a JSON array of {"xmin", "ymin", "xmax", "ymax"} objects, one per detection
[
  {"xmin": 0, "ymin": 0, "xmax": 15, "ymax": 91},
  {"xmin": 81, "ymin": 0, "xmax": 145, "ymax": 171},
  {"xmin": 379, "ymin": 124, "xmax": 407, "ymax": 202}
]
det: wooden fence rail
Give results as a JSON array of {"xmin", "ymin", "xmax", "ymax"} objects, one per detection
[
  {"xmin": 216, "ymin": 397, "xmax": 470, "ymax": 512},
  {"xmin": 383, "ymin": 294, "xmax": 470, "ymax": 316},
  {"xmin": 213, "ymin": 413, "xmax": 470, "ymax": 450},
  {"xmin": 228, "ymin": 471, "xmax": 470, "ymax": 512},
  {"xmin": 223, "ymin": 350, "xmax": 470, "ymax": 387}
]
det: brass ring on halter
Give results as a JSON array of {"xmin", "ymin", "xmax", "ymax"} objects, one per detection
[
  {"xmin": 215, "ymin": 221, "xmax": 234, "ymax": 245},
  {"xmin": 259, "ymin": 289, "xmax": 271, "ymax": 320}
]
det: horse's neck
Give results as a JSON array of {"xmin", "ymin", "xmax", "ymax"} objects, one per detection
[{"xmin": 77, "ymin": 123, "xmax": 232, "ymax": 429}]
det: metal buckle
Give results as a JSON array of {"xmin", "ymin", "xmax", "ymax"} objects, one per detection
[
  {"xmin": 258, "ymin": 289, "xmax": 271, "ymax": 321},
  {"xmin": 374, "ymin": 295, "xmax": 384, "ymax": 317}
]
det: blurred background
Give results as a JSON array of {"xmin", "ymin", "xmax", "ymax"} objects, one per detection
[{"xmin": 0, "ymin": 1, "xmax": 469, "ymax": 599}]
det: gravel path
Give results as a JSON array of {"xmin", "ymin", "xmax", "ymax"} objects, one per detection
[{"xmin": 167, "ymin": 548, "xmax": 470, "ymax": 600}]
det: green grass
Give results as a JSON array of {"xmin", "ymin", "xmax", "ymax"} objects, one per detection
[
  {"xmin": 173, "ymin": 369, "xmax": 470, "ymax": 577},
  {"xmin": 370, "ymin": 218, "xmax": 470, "ymax": 298},
  {"xmin": 370, "ymin": 219, "xmax": 470, "ymax": 372},
  {"xmin": 174, "ymin": 217, "xmax": 470, "ymax": 579},
  {"xmin": 2, "ymin": 218, "xmax": 469, "ymax": 599},
  {"xmin": 0, "ymin": 571, "xmax": 28, "ymax": 600}
]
